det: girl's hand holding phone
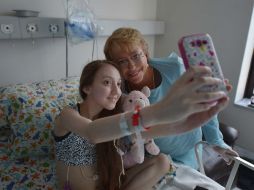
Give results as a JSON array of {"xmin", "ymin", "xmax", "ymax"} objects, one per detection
[{"xmin": 178, "ymin": 33, "xmax": 227, "ymax": 93}]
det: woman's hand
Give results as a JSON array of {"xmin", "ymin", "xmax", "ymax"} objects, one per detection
[
  {"xmin": 153, "ymin": 66, "xmax": 228, "ymax": 124},
  {"xmin": 212, "ymin": 145, "xmax": 239, "ymax": 165}
]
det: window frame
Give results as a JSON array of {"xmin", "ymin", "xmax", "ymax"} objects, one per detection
[
  {"xmin": 235, "ymin": 5, "xmax": 254, "ymax": 109},
  {"xmin": 244, "ymin": 49, "xmax": 254, "ymax": 99}
]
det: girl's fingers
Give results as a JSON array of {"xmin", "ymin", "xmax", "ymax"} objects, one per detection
[
  {"xmin": 208, "ymin": 96, "xmax": 229, "ymax": 113},
  {"xmin": 190, "ymin": 102, "xmax": 217, "ymax": 113},
  {"xmin": 191, "ymin": 96, "xmax": 229, "ymax": 114},
  {"xmin": 189, "ymin": 76, "xmax": 223, "ymax": 91},
  {"xmin": 181, "ymin": 91, "xmax": 228, "ymax": 114},
  {"xmin": 193, "ymin": 91, "xmax": 227, "ymax": 103},
  {"xmin": 179, "ymin": 66, "xmax": 212, "ymax": 84},
  {"xmin": 160, "ymin": 65, "xmax": 230, "ymax": 122},
  {"xmin": 190, "ymin": 65, "xmax": 213, "ymax": 76}
]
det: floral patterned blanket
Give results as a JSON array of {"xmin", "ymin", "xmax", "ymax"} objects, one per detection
[{"xmin": 0, "ymin": 77, "xmax": 80, "ymax": 190}]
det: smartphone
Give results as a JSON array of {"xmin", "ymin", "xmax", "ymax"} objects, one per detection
[{"xmin": 178, "ymin": 33, "xmax": 227, "ymax": 93}]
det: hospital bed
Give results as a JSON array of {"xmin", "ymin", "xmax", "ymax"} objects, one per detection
[{"xmin": 195, "ymin": 141, "xmax": 254, "ymax": 190}]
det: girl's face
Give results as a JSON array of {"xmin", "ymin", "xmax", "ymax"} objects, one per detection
[
  {"xmin": 111, "ymin": 45, "xmax": 149, "ymax": 85},
  {"xmin": 83, "ymin": 64, "xmax": 122, "ymax": 110}
]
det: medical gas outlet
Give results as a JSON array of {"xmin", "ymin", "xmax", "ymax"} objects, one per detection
[{"xmin": 1, "ymin": 24, "xmax": 14, "ymax": 34}]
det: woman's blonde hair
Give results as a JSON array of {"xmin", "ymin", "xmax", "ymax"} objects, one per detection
[{"xmin": 104, "ymin": 27, "xmax": 149, "ymax": 61}]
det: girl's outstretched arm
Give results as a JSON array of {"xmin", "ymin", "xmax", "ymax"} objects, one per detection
[{"xmin": 56, "ymin": 66, "xmax": 229, "ymax": 143}]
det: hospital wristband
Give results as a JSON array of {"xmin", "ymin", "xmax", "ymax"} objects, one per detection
[{"xmin": 119, "ymin": 113, "xmax": 132, "ymax": 136}]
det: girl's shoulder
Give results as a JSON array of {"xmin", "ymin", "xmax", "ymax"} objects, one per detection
[
  {"xmin": 60, "ymin": 103, "xmax": 80, "ymax": 114},
  {"xmin": 54, "ymin": 104, "xmax": 80, "ymax": 132}
]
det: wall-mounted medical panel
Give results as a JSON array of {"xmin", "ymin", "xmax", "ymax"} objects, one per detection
[
  {"xmin": 0, "ymin": 16, "xmax": 65, "ymax": 40},
  {"xmin": 0, "ymin": 16, "xmax": 165, "ymax": 40}
]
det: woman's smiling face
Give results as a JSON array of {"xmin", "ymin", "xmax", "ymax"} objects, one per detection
[{"xmin": 111, "ymin": 45, "xmax": 149, "ymax": 85}]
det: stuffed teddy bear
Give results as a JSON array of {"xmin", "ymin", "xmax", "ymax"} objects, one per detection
[{"xmin": 119, "ymin": 86, "xmax": 160, "ymax": 169}]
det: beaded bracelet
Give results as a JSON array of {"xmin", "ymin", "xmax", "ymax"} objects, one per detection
[
  {"xmin": 119, "ymin": 106, "xmax": 150, "ymax": 136},
  {"xmin": 132, "ymin": 106, "xmax": 150, "ymax": 131}
]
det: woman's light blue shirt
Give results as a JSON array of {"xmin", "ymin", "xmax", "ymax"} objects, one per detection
[{"xmin": 149, "ymin": 53, "xmax": 229, "ymax": 169}]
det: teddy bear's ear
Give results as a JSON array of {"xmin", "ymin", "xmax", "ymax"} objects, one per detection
[{"xmin": 141, "ymin": 86, "xmax": 150, "ymax": 97}]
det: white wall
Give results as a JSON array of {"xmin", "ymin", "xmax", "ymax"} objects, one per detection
[
  {"xmin": 2, "ymin": 0, "xmax": 254, "ymax": 152},
  {"xmin": 0, "ymin": 0, "xmax": 157, "ymax": 85},
  {"xmin": 155, "ymin": 0, "xmax": 254, "ymax": 152}
]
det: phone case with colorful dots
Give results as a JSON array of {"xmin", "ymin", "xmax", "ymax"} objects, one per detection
[{"xmin": 178, "ymin": 33, "xmax": 227, "ymax": 92}]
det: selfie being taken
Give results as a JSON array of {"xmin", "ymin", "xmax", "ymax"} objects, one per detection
[{"xmin": 0, "ymin": 0, "xmax": 254, "ymax": 190}]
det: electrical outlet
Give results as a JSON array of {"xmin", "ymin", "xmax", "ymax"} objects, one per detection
[
  {"xmin": 1, "ymin": 24, "xmax": 14, "ymax": 34},
  {"xmin": 49, "ymin": 24, "xmax": 59, "ymax": 34}
]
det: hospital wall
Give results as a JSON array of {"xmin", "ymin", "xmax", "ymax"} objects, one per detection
[{"xmin": 0, "ymin": 0, "xmax": 157, "ymax": 85}]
